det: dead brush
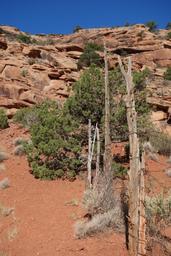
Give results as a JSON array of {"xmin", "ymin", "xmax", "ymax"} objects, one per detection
[
  {"xmin": 14, "ymin": 144, "xmax": 25, "ymax": 156},
  {"xmin": 75, "ymin": 207, "xmax": 124, "ymax": 238},
  {"xmin": 0, "ymin": 150, "xmax": 8, "ymax": 162},
  {"xmin": 74, "ymin": 172, "xmax": 124, "ymax": 238}
]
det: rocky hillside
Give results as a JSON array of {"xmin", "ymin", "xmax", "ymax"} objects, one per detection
[{"xmin": 0, "ymin": 24, "xmax": 171, "ymax": 123}]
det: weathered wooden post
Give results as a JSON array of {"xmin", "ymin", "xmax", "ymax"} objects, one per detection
[{"xmin": 118, "ymin": 56, "xmax": 146, "ymax": 256}]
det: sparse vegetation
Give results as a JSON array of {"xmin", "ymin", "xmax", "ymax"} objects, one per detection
[
  {"xmin": 14, "ymin": 144, "xmax": 25, "ymax": 156},
  {"xmin": 0, "ymin": 203, "xmax": 14, "ymax": 217},
  {"xmin": 74, "ymin": 208, "xmax": 124, "ymax": 238},
  {"xmin": 78, "ymin": 43, "xmax": 103, "ymax": 69},
  {"xmin": 21, "ymin": 69, "xmax": 28, "ymax": 77},
  {"xmin": 0, "ymin": 150, "xmax": 8, "ymax": 162},
  {"xmin": 166, "ymin": 22, "xmax": 171, "ymax": 30},
  {"xmin": 14, "ymin": 107, "xmax": 39, "ymax": 128},
  {"xmin": 149, "ymin": 130, "xmax": 171, "ymax": 156},
  {"xmin": 13, "ymin": 137, "xmax": 27, "ymax": 146},
  {"xmin": 167, "ymin": 31, "xmax": 171, "ymax": 39},
  {"xmin": 73, "ymin": 25, "xmax": 83, "ymax": 33},
  {"xmin": 0, "ymin": 109, "xmax": 8, "ymax": 129},
  {"xmin": 0, "ymin": 177, "xmax": 10, "ymax": 189},
  {"xmin": 28, "ymin": 58, "xmax": 36, "ymax": 65},
  {"xmin": 145, "ymin": 193, "xmax": 171, "ymax": 238},
  {"xmin": 145, "ymin": 21, "xmax": 157, "ymax": 32},
  {"xmin": 164, "ymin": 67, "xmax": 171, "ymax": 80},
  {"xmin": 112, "ymin": 161, "xmax": 128, "ymax": 178},
  {"xmin": 17, "ymin": 34, "xmax": 32, "ymax": 44}
]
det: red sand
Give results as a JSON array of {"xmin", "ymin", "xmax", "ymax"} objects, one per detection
[{"xmin": 0, "ymin": 124, "xmax": 128, "ymax": 256}]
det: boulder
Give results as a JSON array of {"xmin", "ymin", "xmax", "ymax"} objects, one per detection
[
  {"xmin": 23, "ymin": 47, "xmax": 41, "ymax": 58},
  {"xmin": 2, "ymin": 66, "xmax": 21, "ymax": 79},
  {"xmin": 151, "ymin": 111, "xmax": 167, "ymax": 122}
]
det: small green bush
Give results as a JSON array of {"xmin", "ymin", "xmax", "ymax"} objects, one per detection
[
  {"xmin": 15, "ymin": 100, "xmax": 82, "ymax": 180},
  {"xmin": 21, "ymin": 69, "xmax": 28, "ymax": 77},
  {"xmin": 73, "ymin": 25, "xmax": 83, "ymax": 33},
  {"xmin": 150, "ymin": 130, "xmax": 171, "ymax": 156},
  {"xmin": 164, "ymin": 67, "xmax": 171, "ymax": 80},
  {"xmin": 166, "ymin": 22, "xmax": 171, "ymax": 30},
  {"xmin": 55, "ymin": 169, "xmax": 65, "ymax": 178},
  {"xmin": 145, "ymin": 21, "xmax": 157, "ymax": 32},
  {"xmin": 145, "ymin": 193, "xmax": 171, "ymax": 234},
  {"xmin": 13, "ymin": 107, "xmax": 39, "ymax": 128},
  {"xmin": 112, "ymin": 161, "xmax": 128, "ymax": 178},
  {"xmin": 78, "ymin": 43, "xmax": 103, "ymax": 69},
  {"xmin": 16, "ymin": 34, "xmax": 32, "ymax": 44},
  {"xmin": 0, "ymin": 109, "xmax": 8, "ymax": 129},
  {"xmin": 133, "ymin": 68, "xmax": 151, "ymax": 91},
  {"xmin": 14, "ymin": 145, "xmax": 25, "ymax": 156},
  {"xmin": 66, "ymin": 170, "xmax": 76, "ymax": 181},
  {"xmin": 167, "ymin": 32, "xmax": 171, "ymax": 39}
]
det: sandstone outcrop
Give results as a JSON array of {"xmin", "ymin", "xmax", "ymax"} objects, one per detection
[{"xmin": 0, "ymin": 24, "xmax": 171, "ymax": 123}]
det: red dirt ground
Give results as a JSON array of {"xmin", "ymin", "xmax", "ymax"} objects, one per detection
[{"xmin": 0, "ymin": 124, "xmax": 128, "ymax": 256}]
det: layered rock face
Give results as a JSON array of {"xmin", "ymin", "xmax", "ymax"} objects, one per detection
[{"xmin": 0, "ymin": 24, "xmax": 171, "ymax": 121}]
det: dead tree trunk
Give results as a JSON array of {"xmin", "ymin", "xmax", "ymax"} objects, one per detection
[
  {"xmin": 96, "ymin": 125, "xmax": 100, "ymax": 176},
  {"xmin": 87, "ymin": 119, "xmax": 92, "ymax": 188},
  {"xmin": 138, "ymin": 149, "xmax": 146, "ymax": 256},
  {"xmin": 103, "ymin": 42, "xmax": 112, "ymax": 174},
  {"xmin": 118, "ymin": 56, "xmax": 146, "ymax": 256}
]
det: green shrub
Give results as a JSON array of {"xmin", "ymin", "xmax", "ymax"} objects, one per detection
[
  {"xmin": 15, "ymin": 100, "xmax": 82, "ymax": 180},
  {"xmin": 14, "ymin": 145, "xmax": 25, "ymax": 156},
  {"xmin": 78, "ymin": 43, "xmax": 103, "ymax": 69},
  {"xmin": 55, "ymin": 169, "xmax": 65, "ymax": 178},
  {"xmin": 149, "ymin": 130, "xmax": 171, "ymax": 156},
  {"xmin": 167, "ymin": 32, "xmax": 171, "ymax": 39},
  {"xmin": 66, "ymin": 170, "xmax": 76, "ymax": 181},
  {"xmin": 145, "ymin": 21, "xmax": 157, "ymax": 32},
  {"xmin": 65, "ymin": 65, "xmax": 104, "ymax": 125},
  {"xmin": 112, "ymin": 161, "xmax": 128, "ymax": 178},
  {"xmin": 66, "ymin": 65, "xmax": 151, "ymax": 142},
  {"xmin": 13, "ymin": 107, "xmax": 39, "ymax": 128},
  {"xmin": 164, "ymin": 67, "xmax": 171, "ymax": 80},
  {"xmin": 133, "ymin": 68, "xmax": 151, "ymax": 91},
  {"xmin": 28, "ymin": 58, "xmax": 36, "ymax": 65},
  {"xmin": 0, "ymin": 109, "xmax": 8, "ymax": 129},
  {"xmin": 166, "ymin": 22, "xmax": 171, "ymax": 30},
  {"xmin": 145, "ymin": 193, "xmax": 171, "ymax": 235},
  {"xmin": 16, "ymin": 34, "xmax": 32, "ymax": 44},
  {"xmin": 21, "ymin": 69, "xmax": 28, "ymax": 77},
  {"xmin": 73, "ymin": 25, "xmax": 83, "ymax": 33}
]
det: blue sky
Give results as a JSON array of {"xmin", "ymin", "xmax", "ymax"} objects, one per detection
[{"xmin": 1, "ymin": 0, "xmax": 171, "ymax": 34}]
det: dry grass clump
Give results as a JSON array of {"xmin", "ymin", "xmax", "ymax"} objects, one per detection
[
  {"xmin": 150, "ymin": 131, "xmax": 171, "ymax": 156},
  {"xmin": 75, "ymin": 207, "xmax": 124, "ymax": 238},
  {"xmin": 0, "ymin": 163, "xmax": 6, "ymax": 172},
  {"xmin": 74, "ymin": 172, "xmax": 124, "ymax": 238},
  {"xmin": 0, "ymin": 151, "xmax": 8, "ymax": 162},
  {"xmin": 165, "ymin": 168, "xmax": 171, "ymax": 177},
  {"xmin": 14, "ymin": 144, "xmax": 25, "ymax": 156},
  {"xmin": 13, "ymin": 137, "xmax": 27, "ymax": 146},
  {"xmin": 145, "ymin": 192, "xmax": 171, "ymax": 235},
  {"xmin": 0, "ymin": 178, "xmax": 10, "ymax": 189},
  {"xmin": 0, "ymin": 203, "xmax": 14, "ymax": 217},
  {"xmin": 143, "ymin": 141, "xmax": 158, "ymax": 161},
  {"xmin": 83, "ymin": 173, "xmax": 116, "ymax": 215},
  {"xmin": 145, "ymin": 192, "xmax": 171, "ymax": 254}
]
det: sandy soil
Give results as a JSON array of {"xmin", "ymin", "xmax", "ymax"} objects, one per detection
[{"xmin": 0, "ymin": 124, "xmax": 128, "ymax": 256}]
